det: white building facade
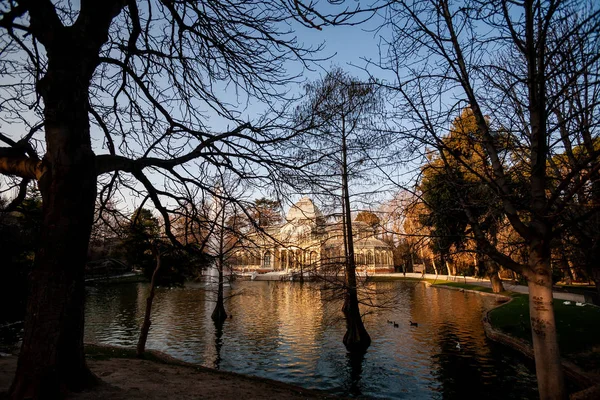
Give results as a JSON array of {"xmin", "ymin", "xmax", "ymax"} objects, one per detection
[{"xmin": 231, "ymin": 197, "xmax": 394, "ymax": 274}]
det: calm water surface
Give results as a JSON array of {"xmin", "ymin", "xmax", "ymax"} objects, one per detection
[{"xmin": 83, "ymin": 281, "xmax": 538, "ymax": 399}]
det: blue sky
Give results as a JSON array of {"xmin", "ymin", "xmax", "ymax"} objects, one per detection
[
  {"xmin": 0, "ymin": 2, "xmax": 401, "ymax": 216},
  {"xmin": 131, "ymin": 7, "xmax": 399, "ymax": 215}
]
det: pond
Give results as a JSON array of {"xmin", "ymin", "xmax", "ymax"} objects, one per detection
[{"xmin": 83, "ymin": 280, "xmax": 538, "ymax": 399}]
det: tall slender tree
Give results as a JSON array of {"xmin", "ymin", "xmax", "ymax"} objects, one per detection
[
  {"xmin": 205, "ymin": 177, "xmax": 249, "ymax": 323},
  {"xmin": 292, "ymin": 68, "xmax": 386, "ymax": 352}
]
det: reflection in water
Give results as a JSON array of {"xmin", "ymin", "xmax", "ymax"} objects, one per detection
[
  {"xmin": 345, "ymin": 350, "xmax": 365, "ymax": 397},
  {"xmin": 81, "ymin": 281, "xmax": 537, "ymax": 399},
  {"xmin": 213, "ymin": 320, "xmax": 224, "ymax": 370}
]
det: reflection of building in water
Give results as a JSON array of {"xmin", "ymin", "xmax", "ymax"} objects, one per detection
[{"xmin": 231, "ymin": 197, "xmax": 394, "ymax": 274}]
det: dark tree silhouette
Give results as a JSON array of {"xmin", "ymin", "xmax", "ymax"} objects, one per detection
[
  {"xmin": 291, "ymin": 68, "xmax": 387, "ymax": 352},
  {"xmin": 205, "ymin": 177, "xmax": 248, "ymax": 323},
  {"xmin": 136, "ymin": 240, "xmax": 162, "ymax": 357},
  {"xmin": 0, "ymin": 2, "xmax": 372, "ymax": 397}
]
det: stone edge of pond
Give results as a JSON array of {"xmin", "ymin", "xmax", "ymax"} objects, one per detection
[
  {"xmin": 422, "ymin": 281, "xmax": 600, "ymax": 397},
  {"xmin": 84, "ymin": 343, "xmax": 345, "ymax": 399},
  {"xmin": 479, "ymin": 297, "xmax": 600, "ymax": 399},
  {"xmin": 422, "ymin": 281, "xmax": 506, "ymax": 297}
]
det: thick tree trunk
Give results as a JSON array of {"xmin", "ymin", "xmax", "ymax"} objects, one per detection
[
  {"xmin": 9, "ymin": 66, "xmax": 98, "ymax": 398},
  {"xmin": 527, "ymin": 249, "xmax": 567, "ymax": 400},
  {"xmin": 8, "ymin": 6, "xmax": 122, "ymax": 396},
  {"xmin": 137, "ymin": 245, "xmax": 162, "ymax": 357},
  {"xmin": 340, "ymin": 131, "xmax": 370, "ymax": 353}
]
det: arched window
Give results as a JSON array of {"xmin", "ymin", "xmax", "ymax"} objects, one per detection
[
  {"xmin": 310, "ymin": 251, "xmax": 317, "ymax": 265},
  {"xmin": 263, "ymin": 252, "xmax": 271, "ymax": 267},
  {"xmin": 367, "ymin": 251, "xmax": 374, "ymax": 265}
]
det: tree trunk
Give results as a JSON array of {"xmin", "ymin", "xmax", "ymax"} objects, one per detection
[
  {"xmin": 568, "ymin": 259, "xmax": 579, "ymax": 281},
  {"xmin": 527, "ymin": 250, "xmax": 567, "ymax": 400},
  {"xmin": 211, "ymin": 267, "xmax": 228, "ymax": 323},
  {"xmin": 559, "ymin": 254, "xmax": 572, "ymax": 285},
  {"xmin": 445, "ymin": 257, "xmax": 456, "ymax": 276},
  {"xmin": 212, "ymin": 208, "xmax": 227, "ymax": 323},
  {"xmin": 10, "ymin": 60, "xmax": 98, "ymax": 398},
  {"xmin": 430, "ymin": 255, "xmax": 438, "ymax": 275},
  {"xmin": 487, "ymin": 261, "xmax": 505, "ymax": 293},
  {"xmin": 590, "ymin": 268, "xmax": 600, "ymax": 305},
  {"xmin": 137, "ymin": 245, "xmax": 162, "ymax": 357},
  {"xmin": 341, "ymin": 130, "xmax": 370, "ymax": 353},
  {"xmin": 489, "ymin": 271, "xmax": 504, "ymax": 293}
]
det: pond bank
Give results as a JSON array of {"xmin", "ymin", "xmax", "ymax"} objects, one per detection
[
  {"xmin": 370, "ymin": 273, "xmax": 588, "ymax": 303},
  {"xmin": 482, "ymin": 294, "xmax": 600, "ymax": 399},
  {"xmin": 0, "ymin": 345, "xmax": 341, "ymax": 399},
  {"xmin": 412, "ymin": 278, "xmax": 600, "ymax": 399}
]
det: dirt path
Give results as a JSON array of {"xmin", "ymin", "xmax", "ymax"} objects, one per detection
[{"xmin": 0, "ymin": 355, "xmax": 340, "ymax": 399}]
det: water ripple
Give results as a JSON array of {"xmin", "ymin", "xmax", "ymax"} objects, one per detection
[{"xmin": 0, "ymin": 281, "xmax": 540, "ymax": 399}]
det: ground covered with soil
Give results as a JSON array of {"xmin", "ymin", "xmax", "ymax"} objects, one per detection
[{"xmin": 0, "ymin": 348, "xmax": 340, "ymax": 399}]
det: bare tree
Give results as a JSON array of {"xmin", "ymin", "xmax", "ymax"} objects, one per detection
[
  {"xmin": 291, "ymin": 68, "xmax": 388, "ymax": 352},
  {"xmin": 0, "ymin": 1, "xmax": 375, "ymax": 397},
  {"xmin": 376, "ymin": 0, "xmax": 600, "ymax": 398},
  {"xmin": 136, "ymin": 239, "xmax": 162, "ymax": 357},
  {"xmin": 547, "ymin": 14, "xmax": 600, "ymax": 299},
  {"xmin": 135, "ymin": 205, "xmax": 210, "ymax": 357},
  {"xmin": 203, "ymin": 175, "xmax": 251, "ymax": 323}
]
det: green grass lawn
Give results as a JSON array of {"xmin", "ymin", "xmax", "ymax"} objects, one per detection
[{"xmin": 489, "ymin": 296, "xmax": 600, "ymax": 371}]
